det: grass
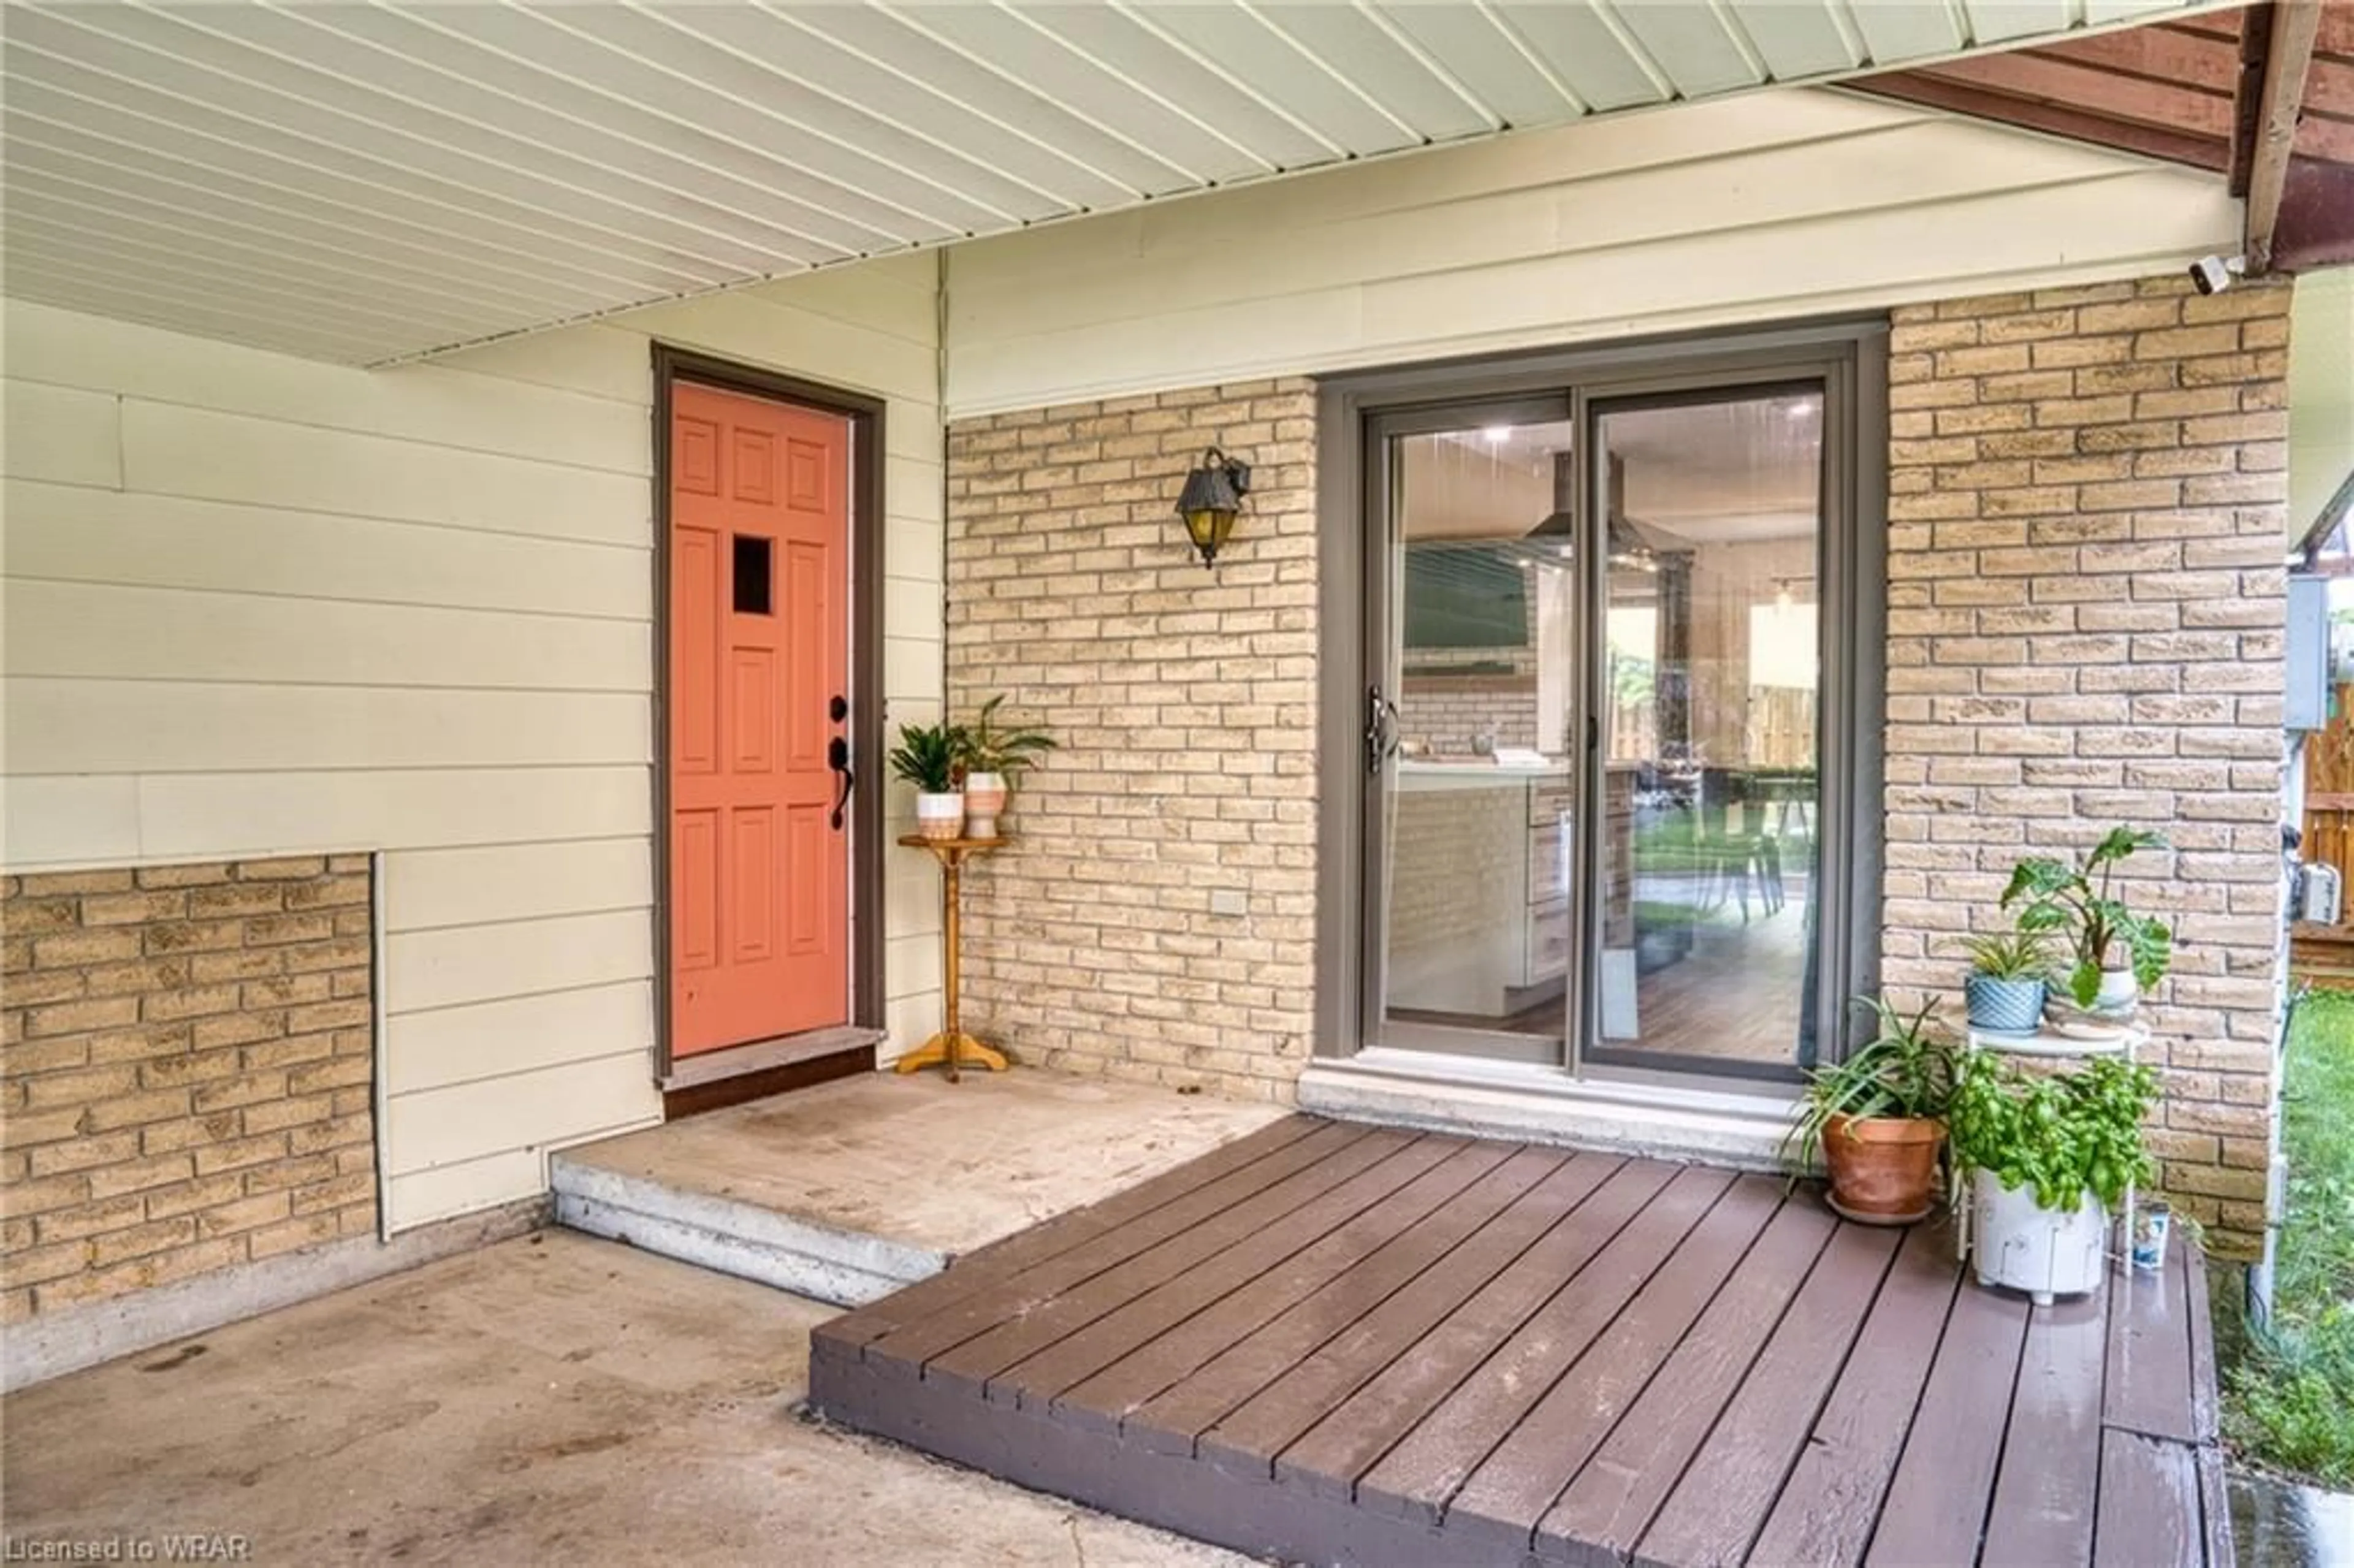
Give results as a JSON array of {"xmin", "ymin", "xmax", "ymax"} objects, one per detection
[{"xmin": 2222, "ymin": 987, "xmax": 2354, "ymax": 1488}]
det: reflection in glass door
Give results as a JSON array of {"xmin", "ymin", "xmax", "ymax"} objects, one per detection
[
  {"xmin": 1372, "ymin": 410, "xmax": 1577, "ymax": 1064},
  {"xmin": 1588, "ymin": 386, "xmax": 1826, "ymax": 1078}
]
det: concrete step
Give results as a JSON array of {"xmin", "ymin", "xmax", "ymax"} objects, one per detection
[
  {"xmin": 546, "ymin": 1070, "xmax": 1290, "ymax": 1309},
  {"xmin": 549, "ymin": 1154, "xmax": 943, "ymax": 1307}
]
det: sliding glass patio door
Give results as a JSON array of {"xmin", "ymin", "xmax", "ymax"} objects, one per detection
[
  {"xmin": 1364, "ymin": 400, "xmax": 1577, "ymax": 1065},
  {"xmin": 1584, "ymin": 384, "xmax": 1827, "ymax": 1081},
  {"xmin": 1356, "ymin": 344, "xmax": 1872, "ymax": 1086}
]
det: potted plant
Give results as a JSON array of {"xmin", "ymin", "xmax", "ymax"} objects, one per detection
[
  {"xmin": 1783, "ymin": 995, "xmax": 1955, "ymax": 1225},
  {"xmin": 954, "ymin": 694, "xmax": 1056, "ymax": 840},
  {"xmin": 1959, "ymin": 928, "xmax": 2052, "ymax": 1035},
  {"xmin": 889, "ymin": 720, "xmax": 966, "ymax": 842},
  {"xmin": 2000, "ymin": 826, "xmax": 2173, "ymax": 1016},
  {"xmin": 1947, "ymin": 1051, "xmax": 2158, "ymax": 1304}
]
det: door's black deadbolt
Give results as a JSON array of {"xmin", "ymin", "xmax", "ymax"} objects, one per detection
[{"xmin": 829, "ymin": 694, "xmax": 848, "ymax": 723}]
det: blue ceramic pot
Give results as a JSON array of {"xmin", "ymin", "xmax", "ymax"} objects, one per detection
[{"xmin": 1965, "ymin": 974, "xmax": 2046, "ymax": 1033}]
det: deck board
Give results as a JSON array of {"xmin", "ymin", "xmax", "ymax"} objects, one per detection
[
  {"xmin": 1746, "ymin": 1223, "xmax": 1962, "ymax": 1567},
  {"xmin": 2106, "ymin": 1240, "xmax": 2201, "ymax": 1443},
  {"xmin": 808, "ymin": 1116, "xmax": 2231, "ymax": 1567},
  {"xmin": 861, "ymin": 1119, "xmax": 1374, "ymax": 1375},
  {"xmin": 1194, "ymin": 1152, "xmax": 1621, "ymax": 1476},
  {"xmin": 999, "ymin": 1133, "xmax": 1465, "ymax": 1409},
  {"xmin": 1053, "ymin": 1138, "xmax": 1518, "ymax": 1433},
  {"xmin": 1537, "ymin": 1193, "xmax": 1836, "ymax": 1561},
  {"xmin": 1862, "ymin": 1262, "xmax": 2032, "ymax": 1567},
  {"xmin": 1444, "ymin": 1178, "xmax": 1799, "ymax": 1556},
  {"xmin": 1980, "ymin": 1288, "xmax": 2111, "ymax": 1567},
  {"xmin": 1123, "ymin": 1145, "xmax": 1575, "ymax": 1456},
  {"xmin": 1636, "ymin": 1220, "xmax": 1902, "ymax": 1567},
  {"xmin": 1355, "ymin": 1166, "xmax": 1747, "ymax": 1526},
  {"xmin": 1271, "ymin": 1159, "xmax": 1685, "ymax": 1502}
]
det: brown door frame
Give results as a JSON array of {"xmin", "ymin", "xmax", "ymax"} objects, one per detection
[{"xmin": 650, "ymin": 344, "xmax": 886, "ymax": 1081}]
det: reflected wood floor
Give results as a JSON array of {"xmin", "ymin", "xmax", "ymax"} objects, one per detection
[
  {"xmin": 1385, "ymin": 900, "xmax": 1811, "ymax": 1069},
  {"xmin": 810, "ymin": 1117, "xmax": 2228, "ymax": 1566}
]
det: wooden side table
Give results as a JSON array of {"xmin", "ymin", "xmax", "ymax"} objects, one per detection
[{"xmin": 894, "ymin": 832, "xmax": 1010, "ymax": 1082}]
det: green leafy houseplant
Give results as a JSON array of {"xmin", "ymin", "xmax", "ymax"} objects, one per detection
[
  {"xmin": 1946, "ymin": 1051, "xmax": 2158, "ymax": 1211},
  {"xmin": 1785, "ymin": 994, "xmax": 1956, "ymax": 1172},
  {"xmin": 955, "ymin": 693, "xmax": 1057, "ymax": 780},
  {"xmin": 887, "ymin": 721, "xmax": 963, "ymax": 794},
  {"xmin": 2000, "ymin": 826, "xmax": 2173, "ymax": 1008},
  {"xmin": 1961, "ymin": 929, "xmax": 2052, "ymax": 981}
]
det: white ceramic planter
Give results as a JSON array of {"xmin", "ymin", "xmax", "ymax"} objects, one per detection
[
  {"xmin": 963, "ymin": 771, "xmax": 1007, "ymax": 839},
  {"xmin": 915, "ymin": 791, "xmax": 965, "ymax": 842},
  {"xmin": 1972, "ymin": 1168, "xmax": 2109, "ymax": 1305},
  {"xmin": 2093, "ymin": 966, "xmax": 2139, "ymax": 1014}
]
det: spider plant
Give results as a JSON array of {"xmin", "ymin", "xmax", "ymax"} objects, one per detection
[
  {"xmin": 1960, "ymin": 928, "xmax": 2054, "ymax": 981},
  {"xmin": 1783, "ymin": 994, "xmax": 1957, "ymax": 1172}
]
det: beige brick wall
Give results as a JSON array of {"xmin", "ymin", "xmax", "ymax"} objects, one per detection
[
  {"xmin": 1881, "ymin": 274, "xmax": 2291, "ymax": 1259},
  {"xmin": 1, "ymin": 857, "xmax": 378, "ymax": 1320},
  {"xmin": 944, "ymin": 381, "xmax": 1318, "ymax": 1100}
]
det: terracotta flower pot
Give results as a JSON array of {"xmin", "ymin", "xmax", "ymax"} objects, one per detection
[{"xmin": 1821, "ymin": 1113, "xmax": 1946, "ymax": 1225}]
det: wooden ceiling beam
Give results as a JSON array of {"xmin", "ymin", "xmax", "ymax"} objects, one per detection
[
  {"xmin": 1854, "ymin": 72, "xmax": 2231, "ymax": 169},
  {"xmin": 2052, "ymin": 23, "xmax": 2246, "ymax": 92},
  {"xmin": 1920, "ymin": 51, "xmax": 2239, "ymax": 134},
  {"xmin": 2245, "ymin": 1, "xmax": 2326, "ymax": 268}
]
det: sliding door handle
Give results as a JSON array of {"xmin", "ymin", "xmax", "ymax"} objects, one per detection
[{"xmin": 1366, "ymin": 685, "xmax": 1402, "ymax": 775}]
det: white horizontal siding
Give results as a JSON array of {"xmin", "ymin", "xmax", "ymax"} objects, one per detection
[
  {"xmin": 385, "ymin": 982, "xmax": 654, "ymax": 1099},
  {"xmin": 943, "ymin": 89, "xmax": 2242, "ymax": 416},
  {"xmin": 2, "ymin": 381, "xmax": 121, "ymax": 487},
  {"xmin": 4, "ymin": 481, "xmax": 650, "ymax": 620},
  {"xmin": 387, "ymin": 910, "xmax": 653, "ymax": 1015},
  {"xmin": 0, "ymin": 681, "xmax": 647, "ymax": 775},
  {"xmin": 4, "ymin": 581, "xmax": 650, "ymax": 691},
  {"xmin": 1, "ymin": 247, "xmax": 947, "ymax": 1231},
  {"xmin": 118, "ymin": 400, "xmax": 650, "ymax": 545},
  {"xmin": 383, "ymin": 1052, "xmax": 652, "ymax": 1181},
  {"xmin": 382, "ymin": 840, "xmax": 653, "ymax": 934}
]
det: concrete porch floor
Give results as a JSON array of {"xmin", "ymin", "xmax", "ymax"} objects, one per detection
[
  {"xmin": 0, "ymin": 1230, "xmax": 1249, "ymax": 1567},
  {"xmin": 553, "ymin": 1070, "xmax": 1289, "ymax": 1304}
]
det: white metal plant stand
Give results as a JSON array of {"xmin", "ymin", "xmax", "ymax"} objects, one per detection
[{"xmin": 1957, "ymin": 1019, "xmax": 2150, "ymax": 1304}]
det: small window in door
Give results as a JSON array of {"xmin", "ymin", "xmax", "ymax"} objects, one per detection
[{"xmin": 733, "ymin": 535, "xmax": 773, "ymax": 615}]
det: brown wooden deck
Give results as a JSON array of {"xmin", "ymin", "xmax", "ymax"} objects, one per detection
[{"xmin": 809, "ymin": 1116, "xmax": 2229, "ymax": 1567}]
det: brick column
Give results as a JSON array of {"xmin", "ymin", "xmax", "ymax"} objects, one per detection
[
  {"xmin": 943, "ymin": 382, "xmax": 1319, "ymax": 1100},
  {"xmin": 1881, "ymin": 275, "xmax": 2293, "ymax": 1258}
]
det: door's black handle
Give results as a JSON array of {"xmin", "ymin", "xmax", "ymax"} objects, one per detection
[{"xmin": 828, "ymin": 736, "xmax": 853, "ymax": 831}]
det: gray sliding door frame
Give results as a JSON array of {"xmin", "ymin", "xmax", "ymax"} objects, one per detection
[{"xmin": 1314, "ymin": 318, "xmax": 1889, "ymax": 1079}]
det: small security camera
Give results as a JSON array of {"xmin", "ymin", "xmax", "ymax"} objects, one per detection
[{"xmin": 2189, "ymin": 254, "xmax": 2246, "ymax": 295}]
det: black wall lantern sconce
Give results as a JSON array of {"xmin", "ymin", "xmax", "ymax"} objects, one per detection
[{"xmin": 1175, "ymin": 446, "xmax": 1251, "ymax": 569}]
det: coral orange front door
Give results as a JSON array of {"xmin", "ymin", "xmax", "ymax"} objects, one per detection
[{"xmin": 668, "ymin": 382, "xmax": 851, "ymax": 1057}]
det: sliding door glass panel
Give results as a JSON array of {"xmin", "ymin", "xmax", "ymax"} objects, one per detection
[
  {"xmin": 1376, "ymin": 416, "xmax": 1577, "ymax": 1064},
  {"xmin": 1590, "ymin": 387, "xmax": 1824, "ymax": 1078}
]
